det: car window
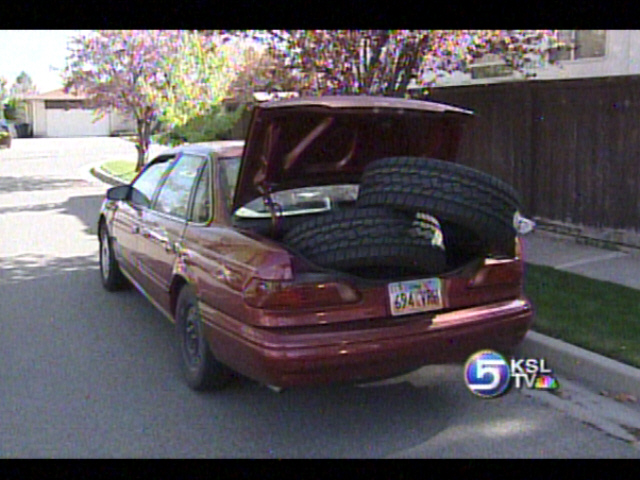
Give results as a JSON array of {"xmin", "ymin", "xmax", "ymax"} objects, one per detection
[
  {"xmin": 153, "ymin": 153, "xmax": 206, "ymax": 219},
  {"xmin": 130, "ymin": 156, "xmax": 175, "ymax": 208},
  {"xmin": 218, "ymin": 156, "xmax": 241, "ymax": 212},
  {"xmin": 188, "ymin": 161, "xmax": 212, "ymax": 223}
]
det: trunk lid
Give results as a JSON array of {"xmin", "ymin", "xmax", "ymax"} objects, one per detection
[{"xmin": 232, "ymin": 95, "xmax": 473, "ymax": 212}]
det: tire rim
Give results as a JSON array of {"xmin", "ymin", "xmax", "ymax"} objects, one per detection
[
  {"xmin": 183, "ymin": 305, "xmax": 202, "ymax": 368},
  {"xmin": 100, "ymin": 228, "xmax": 110, "ymax": 281}
]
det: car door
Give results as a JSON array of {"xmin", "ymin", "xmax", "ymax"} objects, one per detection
[
  {"xmin": 181, "ymin": 158, "xmax": 236, "ymax": 315},
  {"xmin": 111, "ymin": 155, "xmax": 176, "ymax": 282},
  {"xmin": 137, "ymin": 152, "xmax": 209, "ymax": 313}
]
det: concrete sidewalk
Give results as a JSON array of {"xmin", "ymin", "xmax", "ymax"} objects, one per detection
[
  {"xmin": 523, "ymin": 230, "xmax": 640, "ymax": 290},
  {"xmin": 516, "ymin": 229, "xmax": 640, "ymax": 400}
]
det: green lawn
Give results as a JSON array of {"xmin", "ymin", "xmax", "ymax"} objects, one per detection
[
  {"xmin": 101, "ymin": 160, "xmax": 137, "ymax": 184},
  {"xmin": 525, "ymin": 264, "xmax": 640, "ymax": 368}
]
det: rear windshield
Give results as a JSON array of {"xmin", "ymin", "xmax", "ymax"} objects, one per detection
[
  {"xmin": 219, "ymin": 156, "xmax": 358, "ymax": 218},
  {"xmin": 235, "ymin": 184, "xmax": 359, "ymax": 218}
]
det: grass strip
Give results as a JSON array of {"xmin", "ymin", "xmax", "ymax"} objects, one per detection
[
  {"xmin": 101, "ymin": 160, "xmax": 137, "ymax": 184},
  {"xmin": 525, "ymin": 263, "xmax": 640, "ymax": 368}
]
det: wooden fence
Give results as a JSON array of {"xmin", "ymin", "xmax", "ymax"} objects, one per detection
[{"xmin": 428, "ymin": 76, "xmax": 640, "ymax": 232}]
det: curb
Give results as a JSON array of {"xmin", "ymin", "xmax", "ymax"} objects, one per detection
[
  {"xmin": 515, "ymin": 330, "xmax": 640, "ymax": 400},
  {"xmin": 90, "ymin": 166, "xmax": 127, "ymax": 187}
]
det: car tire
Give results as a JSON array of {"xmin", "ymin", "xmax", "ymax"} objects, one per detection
[
  {"xmin": 175, "ymin": 285, "xmax": 235, "ymax": 391},
  {"xmin": 99, "ymin": 222, "xmax": 128, "ymax": 291},
  {"xmin": 357, "ymin": 156, "xmax": 521, "ymax": 255},
  {"xmin": 283, "ymin": 207, "xmax": 447, "ymax": 277}
]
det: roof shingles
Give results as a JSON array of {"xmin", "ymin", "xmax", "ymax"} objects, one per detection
[{"xmin": 23, "ymin": 88, "xmax": 90, "ymax": 101}]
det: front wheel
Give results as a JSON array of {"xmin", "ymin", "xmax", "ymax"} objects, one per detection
[
  {"xmin": 99, "ymin": 222, "xmax": 127, "ymax": 291},
  {"xmin": 175, "ymin": 285, "xmax": 235, "ymax": 391}
]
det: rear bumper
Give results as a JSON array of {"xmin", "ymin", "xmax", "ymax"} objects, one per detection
[{"xmin": 205, "ymin": 297, "xmax": 533, "ymax": 388}]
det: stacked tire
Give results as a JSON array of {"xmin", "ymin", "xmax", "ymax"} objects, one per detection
[
  {"xmin": 283, "ymin": 207, "xmax": 447, "ymax": 279},
  {"xmin": 283, "ymin": 156, "xmax": 523, "ymax": 278},
  {"xmin": 357, "ymin": 157, "xmax": 522, "ymax": 262}
]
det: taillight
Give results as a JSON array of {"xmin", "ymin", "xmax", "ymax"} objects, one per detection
[
  {"xmin": 243, "ymin": 278, "xmax": 361, "ymax": 310},
  {"xmin": 468, "ymin": 260, "xmax": 523, "ymax": 288}
]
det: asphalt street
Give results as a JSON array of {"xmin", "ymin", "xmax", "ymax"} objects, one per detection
[{"xmin": 1, "ymin": 137, "xmax": 639, "ymax": 458}]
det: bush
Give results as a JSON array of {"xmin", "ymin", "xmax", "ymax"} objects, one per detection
[
  {"xmin": 155, "ymin": 104, "xmax": 246, "ymax": 147},
  {"xmin": 3, "ymin": 98, "xmax": 24, "ymax": 121},
  {"xmin": 3, "ymin": 103, "xmax": 17, "ymax": 121}
]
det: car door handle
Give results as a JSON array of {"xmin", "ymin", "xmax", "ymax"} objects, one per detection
[
  {"xmin": 143, "ymin": 228, "xmax": 169, "ymax": 244},
  {"xmin": 150, "ymin": 230, "xmax": 177, "ymax": 253}
]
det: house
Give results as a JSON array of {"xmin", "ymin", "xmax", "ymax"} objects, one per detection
[
  {"xmin": 425, "ymin": 30, "xmax": 640, "ymax": 248},
  {"xmin": 22, "ymin": 88, "xmax": 136, "ymax": 138},
  {"xmin": 431, "ymin": 30, "xmax": 618, "ymax": 87}
]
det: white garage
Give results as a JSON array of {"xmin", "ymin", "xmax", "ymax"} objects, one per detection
[
  {"xmin": 22, "ymin": 89, "xmax": 136, "ymax": 138},
  {"xmin": 45, "ymin": 107, "xmax": 111, "ymax": 137}
]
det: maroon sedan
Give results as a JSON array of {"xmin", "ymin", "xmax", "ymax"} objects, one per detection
[{"xmin": 98, "ymin": 96, "xmax": 533, "ymax": 391}]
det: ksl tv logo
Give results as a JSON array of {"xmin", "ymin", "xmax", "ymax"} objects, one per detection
[{"xmin": 464, "ymin": 350, "xmax": 559, "ymax": 398}]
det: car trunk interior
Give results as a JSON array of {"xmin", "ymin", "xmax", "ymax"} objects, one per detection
[{"xmin": 222, "ymin": 103, "xmax": 521, "ymax": 308}]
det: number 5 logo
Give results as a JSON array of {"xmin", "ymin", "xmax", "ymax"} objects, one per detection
[
  {"xmin": 464, "ymin": 350, "xmax": 511, "ymax": 398},
  {"xmin": 471, "ymin": 360, "xmax": 506, "ymax": 390}
]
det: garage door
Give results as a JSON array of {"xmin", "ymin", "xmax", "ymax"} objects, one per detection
[{"xmin": 46, "ymin": 109, "xmax": 111, "ymax": 137}]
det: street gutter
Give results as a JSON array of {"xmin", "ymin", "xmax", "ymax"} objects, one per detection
[{"xmin": 516, "ymin": 331, "xmax": 640, "ymax": 402}]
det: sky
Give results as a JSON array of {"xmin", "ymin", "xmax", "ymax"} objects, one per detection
[{"xmin": 0, "ymin": 30, "xmax": 91, "ymax": 93}]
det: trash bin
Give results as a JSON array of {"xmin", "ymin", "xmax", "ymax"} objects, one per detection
[{"xmin": 16, "ymin": 123, "xmax": 31, "ymax": 138}]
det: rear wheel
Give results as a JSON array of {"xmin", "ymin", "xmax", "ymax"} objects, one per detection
[{"xmin": 175, "ymin": 285, "xmax": 234, "ymax": 391}]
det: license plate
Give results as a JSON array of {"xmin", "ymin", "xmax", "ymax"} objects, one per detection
[{"xmin": 388, "ymin": 278, "xmax": 443, "ymax": 316}]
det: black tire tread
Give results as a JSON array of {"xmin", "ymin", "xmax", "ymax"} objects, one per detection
[
  {"xmin": 356, "ymin": 157, "xmax": 518, "ymax": 253},
  {"xmin": 361, "ymin": 156, "xmax": 522, "ymax": 210},
  {"xmin": 99, "ymin": 222, "xmax": 128, "ymax": 291},
  {"xmin": 283, "ymin": 207, "xmax": 447, "ymax": 274}
]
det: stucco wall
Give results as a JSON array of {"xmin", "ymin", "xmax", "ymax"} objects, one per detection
[
  {"xmin": 34, "ymin": 101, "xmax": 47, "ymax": 137},
  {"xmin": 433, "ymin": 30, "xmax": 640, "ymax": 88}
]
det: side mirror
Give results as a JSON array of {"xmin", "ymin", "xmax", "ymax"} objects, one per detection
[{"xmin": 106, "ymin": 185, "xmax": 132, "ymax": 201}]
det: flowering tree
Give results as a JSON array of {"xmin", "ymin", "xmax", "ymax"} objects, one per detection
[
  {"xmin": 64, "ymin": 30, "xmax": 179, "ymax": 170},
  {"xmin": 63, "ymin": 30, "xmax": 245, "ymax": 171},
  {"xmin": 151, "ymin": 33, "xmax": 300, "ymax": 145},
  {"xmin": 148, "ymin": 32, "xmax": 254, "ymax": 146},
  {"xmin": 145, "ymin": 32, "xmax": 246, "ymax": 128},
  {"xmin": 253, "ymin": 30, "xmax": 566, "ymax": 97}
]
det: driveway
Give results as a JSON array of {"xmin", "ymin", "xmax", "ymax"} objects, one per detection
[
  {"xmin": 0, "ymin": 136, "xmax": 167, "ymax": 163},
  {"xmin": 0, "ymin": 137, "xmax": 168, "ymax": 274}
]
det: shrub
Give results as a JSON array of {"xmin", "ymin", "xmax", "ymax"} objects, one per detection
[{"xmin": 155, "ymin": 104, "xmax": 246, "ymax": 146}]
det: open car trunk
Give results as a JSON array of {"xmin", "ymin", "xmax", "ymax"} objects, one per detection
[{"xmin": 223, "ymin": 96, "xmax": 529, "ymax": 316}]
